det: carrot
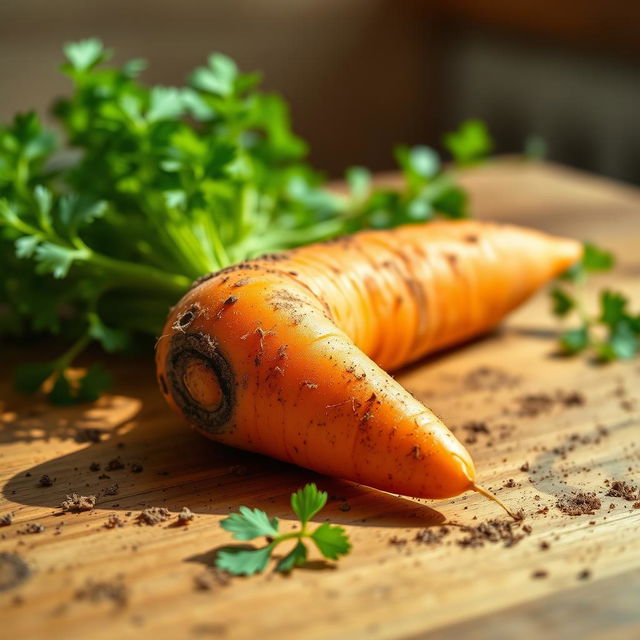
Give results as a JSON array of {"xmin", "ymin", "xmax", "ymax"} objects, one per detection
[{"xmin": 155, "ymin": 220, "xmax": 581, "ymax": 503}]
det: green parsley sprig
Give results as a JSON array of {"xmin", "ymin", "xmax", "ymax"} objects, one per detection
[
  {"xmin": 550, "ymin": 243, "xmax": 640, "ymax": 360},
  {"xmin": 216, "ymin": 484, "xmax": 351, "ymax": 575}
]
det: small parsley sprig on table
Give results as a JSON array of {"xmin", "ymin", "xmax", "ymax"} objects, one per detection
[
  {"xmin": 216, "ymin": 484, "xmax": 351, "ymax": 575},
  {"xmin": 550, "ymin": 243, "xmax": 640, "ymax": 360}
]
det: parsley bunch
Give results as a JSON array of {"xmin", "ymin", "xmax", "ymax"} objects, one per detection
[
  {"xmin": 216, "ymin": 484, "xmax": 351, "ymax": 575},
  {"xmin": 0, "ymin": 39, "xmax": 485, "ymax": 403},
  {"xmin": 551, "ymin": 243, "xmax": 640, "ymax": 360}
]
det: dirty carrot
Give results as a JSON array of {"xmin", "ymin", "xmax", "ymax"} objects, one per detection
[{"xmin": 155, "ymin": 220, "xmax": 581, "ymax": 507}]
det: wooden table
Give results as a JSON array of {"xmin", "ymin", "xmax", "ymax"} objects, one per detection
[{"xmin": 1, "ymin": 160, "xmax": 639, "ymax": 639}]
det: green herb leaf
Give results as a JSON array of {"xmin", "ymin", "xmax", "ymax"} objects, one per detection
[
  {"xmin": 276, "ymin": 541, "xmax": 308, "ymax": 573},
  {"xmin": 216, "ymin": 545, "xmax": 273, "ymax": 576},
  {"xmin": 64, "ymin": 38, "xmax": 109, "ymax": 72},
  {"xmin": 89, "ymin": 315, "xmax": 130, "ymax": 353},
  {"xmin": 559, "ymin": 325, "xmax": 590, "ymax": 355},
  {"xmin": 310, "ymin": 523, "xmax": 352, "ymax": 560},
  {"xmin": 443, "ymin": 119, "xmax": 493, "ymax": 166},
  {"xmin": 583, "ymin": 243, "xmax": 614, "ymax": 272},
  {"xmin": 551, "ymin": 286, "xmax": 575, "ymax": 317},
  {"xmin": 599, "ymin": 290, "xmax": 627, "ymax": 326},
  {"xmin": 48, "ymin": 371, "xmax": 76, "ymax": 405},
  {"xmin": 291, "ymin": 483, "xmax": 327, "ymax": 526},
  {"xmin": 190, "ymin": 53, "xmax": 238, "ymax": 97},
  {"xmin": 220, "ymin": 507, "xmax": 280, "ymax": 541}
]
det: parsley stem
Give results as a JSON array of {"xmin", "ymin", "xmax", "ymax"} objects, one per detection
[
  {"xmin": 54, "ymin": 332, "xmax": 92, "ymax": 370},
  {"xmin": 87, "ymin": 252, "xmax": 191, "ymax": 295}
]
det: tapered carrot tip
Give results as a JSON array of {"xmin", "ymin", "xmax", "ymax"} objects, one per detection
[{"xmin": 156, "ymin": 220, "xmax": 582, "ymax": 503}]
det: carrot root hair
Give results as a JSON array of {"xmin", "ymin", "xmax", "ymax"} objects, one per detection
[{"xmin": 472, "ymin": 484, "xmax": 522, "ymax": 520}]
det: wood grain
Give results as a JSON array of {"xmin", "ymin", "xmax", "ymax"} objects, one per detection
[{"xmin": 1, "ymin": 160, "xmax": 639, "ymax": 639}]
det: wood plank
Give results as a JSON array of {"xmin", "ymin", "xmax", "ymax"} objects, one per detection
[{"xmin": 1, "ymin": 160, "xmax": 639, "ymax": 639}]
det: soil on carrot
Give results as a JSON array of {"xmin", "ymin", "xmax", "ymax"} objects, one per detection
[{"xmin": 104, "ymin": 514, "xmax": 126, "ymax": 529}]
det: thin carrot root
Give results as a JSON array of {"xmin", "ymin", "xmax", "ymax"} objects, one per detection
[{"xmin": 472, "ymin": 484, "xmax": 523, "ymax": 520}]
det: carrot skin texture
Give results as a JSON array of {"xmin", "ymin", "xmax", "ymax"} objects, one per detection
[{"xmin": 156, "ymin": 220, "xmax": 581, "ymax": 499}]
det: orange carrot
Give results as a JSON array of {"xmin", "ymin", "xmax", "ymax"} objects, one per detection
[{"xmin": 155, "ymin": 220, "xmax": 581, "ymax": 502}]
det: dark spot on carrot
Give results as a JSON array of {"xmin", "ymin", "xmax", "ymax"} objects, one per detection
[
  {"xmin": 224, "ymin": 296, "xmax": 238, "ymax": 305},
  {"xmin": 233, "ymin": 278, "xmax": 250, "ymax": 288},
  {"xmin": 300, "ymin": 381, "xmax": 318, "ymax": 389},
  {"xmin": 173, "ymin": 304, "xmax": 201, "ymax": 331},
  {"xmin": 464, "ymin": 234, "xmax": 479, "ymax": 244},
  {"xmin": 411, "ymin": 445, "xmax": 423, "ymax": 460}
]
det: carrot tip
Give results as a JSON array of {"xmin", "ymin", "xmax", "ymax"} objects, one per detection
[{"xmin": 472, "ymin": 483, "xmax": 521, "ymax": 520}]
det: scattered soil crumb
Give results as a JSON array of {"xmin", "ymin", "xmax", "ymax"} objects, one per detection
[
  {"xmin": 388, "ymin": 535, "xmax": 408, "ymax": 547},
  {"xmin": 61, "ymin": 494, "xmax": 97, "ymax": 513},
  {"xmin": 22, "ymin": 523, "xmax": 45, "ymax": 534},
  {"xmin": 539, "ymin": 541, "xmax": 550, "ymax": 551},
  {"xmin": 577, "ymin": 569, "xmax": 592, "ymax": 580},
  {"xmin": 74, "ymin": 428, "xmax": 103, "ymax": 444},
  {"xmin": 105, "ymin": 458, "xmax": 125, "ymax": 471},
  {"xmin": 103, "ymin": 483, "xmax": 119, "ymax": 496},
  {"xmin": 104, "ymin": 514, "xmax": 125, "ymax": 529},
  {"xmin": 515, "ymin": 390, "xmax": 584, "ymax": 417},
  {"xmin": 137, "ymin": 507, "xmax": 171, "ymax": 526},
  {"xmin": 520, "ymin": 462, "xmax": 530, "ymax": 472},
  {"xmin": 414, "ymin": 527, "xmax": 450, "ymax": 545},
  {"xmin": 605, "ymin": 480, "xmax": 638, "ymax": 501},
  {"xmin": 228, "ymin": 465, "xmax": 248, "ymax": 476},
  {"xmin": 0, "ymin": 553, "xmax": 31, "ymax": 592},
  {"xmin": 177, "ymin": 507, "xmax": 194, "ymax": 525},
  {"xmin": 0, "ymin": 513, "xmax": 14, "ymax": 527},
  {"xmin": 339, "ymin": 502, "xmax": 351, "ymax": 512},
  {"xmin": 457, "ymin": 518, "xmax": 531, "ymax": 548},
  {"xmin": 531, "ymin": 570, "xmax": 548, "ymax": 579},
  {"xmin": 130, "ymin": 463, "xmax": 144, "ymax": 473},
  {"xmin": 75, "ymin": 579, "xmax": 128, "ymax": 608},
  {"xmin": 503, "ymin": 479, "xmax": 517, "ymax": 488},
  {"xmin": 194, "ymin": 568, "xmax": 230, "ymax": 591},
  {"xmin": 89, "ymin": 462, "xmax": 101, "ymax": 472},
  {"xmin": 462, "ymin": 421, "xmax": 490, "ymax": 444},
  {"xmin": 462, "ymin": 367, "xmax": 520, "ymax": 391},
  {"xmin": 37, "ymin": 474, "xmax": 54, "ymax": 488},
  {"xmin": 556, "ymin": 492, "xmax": 601, "ymax": 516}
]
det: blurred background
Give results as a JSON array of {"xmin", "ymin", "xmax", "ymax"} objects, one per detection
[{"xmin": 1, "ymin": 0, "xmax": 639, "ymax": 182}]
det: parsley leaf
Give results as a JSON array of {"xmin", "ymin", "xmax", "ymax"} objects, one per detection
[
  {"xmin": 559, "ymin": 326, "xmax": 590, "ymax": 355},
  {"xmin": 310, "ymin": 522, "xmax": 352, "ymax": 560},
  {"xmin": 550, "ymin": 286, "xmax": 575, "ymax": 317},
  {"xmin": 216, "ymin": 483, "xmax": 351, "ymax": 576},
  {"xmin": 583, "ymin": 243, "xmax": 615, "ymax": 272},
  {"xmin": 291, "ymin": 483, "xmax": 327, "ymax": 526},
  {"xmin": 551, "ymin": 243, "xmax": 639, "ymax": 361},
  {"xmin": 216, "ymin": 545, "xmax": 274, "ymax": 576},
  {"xmin": 220, "ymin": 506, "xmax": 280, "ymax": 540},
  {"xmin": 444, "ymin": 119, "xmax": 494, "ymax": 166}
]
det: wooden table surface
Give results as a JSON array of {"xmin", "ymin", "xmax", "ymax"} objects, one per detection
[{"xmin": 1, "ymin": 160, "xmax": 639, "ymax": 639}]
